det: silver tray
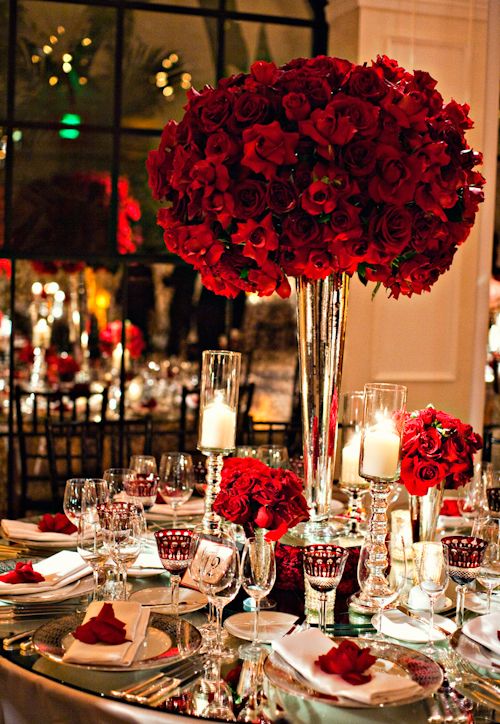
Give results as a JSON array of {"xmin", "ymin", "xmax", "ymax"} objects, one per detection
[
  {"xmin": 264, "ymin": 636, "xmax": 443, "ymax": 709},
  {"xmin": 33, "ymin": 612, "xmax": 202, "ymax": 672}
]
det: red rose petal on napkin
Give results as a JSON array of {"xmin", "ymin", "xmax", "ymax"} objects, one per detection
[
  {"xmin": 38, "ymin": 513, "xmax": 77, "ymax": 535},
  {"xmin": 73, "ymin": 603, "xmax": 130, "ymax": 645},
  {"xmin": 0, "ymin": 561, "xmax": 45, "ymax": 584},
  {"xmin": 316, "ymin": 640, "xmax": 377, "ymax": 686}
]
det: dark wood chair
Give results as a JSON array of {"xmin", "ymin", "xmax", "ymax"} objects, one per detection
[
  {"xmin": 103, "ymin": 417, "xmax": 154, "ymax": 468},
  {"xmin": 15, "ymin": 384, "xmax": 108, "ymax": 514},
  {"xmin": 45, "ymin": 419, "xmax": 104, "ymax": 507}
]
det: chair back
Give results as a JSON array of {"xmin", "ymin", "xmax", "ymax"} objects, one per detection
[
  {"xmin": 45, "ymin": 419, "xmax": 104, "ymax": 506},
  {"xmin": 103, "ymin": 417, "xmax": 154, "ymax": 468}
]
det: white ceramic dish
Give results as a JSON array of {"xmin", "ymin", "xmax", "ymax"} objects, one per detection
[{"xmin": 224, "ymin": 611, "xmax": 298, "ymax": 643}]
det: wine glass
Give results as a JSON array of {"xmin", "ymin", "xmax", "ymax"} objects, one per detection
[
  {"xmin": 77, "ymin": 512, "xmax": 109, "ymax": 603},
  {"xmin": 303, "ymin": 544, "xmax": 348, "ymax": 633},
  {"xmin": 194, "ymin": 533, "xmax": 241, "ymax": 658},
  {"xmin": 256, "ymin": 445, "xmax": 289, "ymax": 469},
  {"xmin": 457, "ymin": 477, "xmax": 488, "ymax": 523},
  {"xmin": 442, "ymin": 535, "xmax": 488, "ymax": 626},
  {"xmin": 155, "ymin": 529, "xmax": 194, "ymax": 617},
  {"xmin": 63, "ymin": 478, "xmax": 109, "ymax": 524},
  {"xmin": 472, "ymin": 518, "xmax": 500, "ymax": 613},
  {"xmin": 235, "ymin": 446, "xmax": 258, "ymax": 458},
  {"xmin": 129, "ymin": 454, "xmax": 158, "ymax": 476},
  {"xmin": 97, "ymin": 501, "xmax": 143, "ymax": 600},
  {"xmin": 158, "ymin": 452, "xmax": 195, "ymax": 526},
  {"xmin": 103, "ymin": 468, "xmax": 135, "ymax": 499},
  {"xmin": 123, "ymin": 476, "xmax": 159, "ymax": 511},
  {"xmin": 240, "ymin": 536, "xmax": 276, "ymax": 658},
  {"xmin": 358, "ymin": 534, "xmax": 407, "ymax": 640},
  {"xmin": 414, "ymin": 542, "xmax": 448, "ymax": 654}
]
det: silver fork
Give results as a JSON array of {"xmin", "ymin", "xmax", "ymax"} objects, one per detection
[{"xmin": 109, "ymin": 657, "xmax": 203, "ymax": 701}]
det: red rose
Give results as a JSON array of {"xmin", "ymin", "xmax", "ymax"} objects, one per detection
[
  {"xmin": 250, "ymin": 60, "xmax": 279, "ymax": 85},
  {"xmin": 341, "ymin": 139, "xmax": 377, "ymax": 177},
  {"xmin": 283, "ymin": 92, "xmax": 311, "ymax": 121},
  {"xmin": 417, "ymin": 428, "xmax": 442, "ymax": 458},
  {"xmin": 347, "ymin": 65, "xmax": 387, "ymax": 101},
  {"xmin": 369, "ymin": 145, "xmax": 422, "ymax": 204},
  {"xmin": 73, "ymin": 603, "xmax": 130, "ymax": 646},
  {"xmin": 197, "ymin": 89, "xmax": 233, "ymax": 132},
  {"xmin": 233, "ymin": 179, "xmax": 267, "ymax": 219},
  {"xmin": 205, "ymin": 131, "xmax": 240, "ymax": 163},
  {"xmin": 301, "ymin": 180, "xmax": 336, "ymax": 216},
  {"xmin": 282, "ymin": 211, "xmax": 321, "ymax": 247},
  {"xmin": 233, "ymin": 93, "xmax": 271, "ymax": 126},
  {"xmin": 266, "ymin": 178, "xmax": 297, "ymax": 214},
  {"xmin": 316, "ymin": 640, "xmax": 376, "ymax": 686},
  {"xmin": 300, "ymin": 105, "xmax": 357, "ymax": 159},
  {"xmin": 327, "ymin": 94, "xmax": 380, "ymax": 137},
  {"xmin": 366, "ymin": 205, "xmax": 413, "ymax": 263},
  {"xmin": 233, "ymin": 214, "xmax": 278, "ymax": 266},
  {"xmin": 242, "ymin": 122, "xmax": 299, "ymax": 179},
  {"xmin": 213, "ymin": 490, "xmax": 252, "ymax": 524}
]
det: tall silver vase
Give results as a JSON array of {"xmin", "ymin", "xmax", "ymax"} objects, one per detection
[
  {"xmin": 295, "ymin": 274, "xmax": 350, "ymax": 540},
  {"xmin": 410, "ymin": 481, "xmax": 445, "ymax": 542}
]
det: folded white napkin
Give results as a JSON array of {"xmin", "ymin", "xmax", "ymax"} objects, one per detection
[
  {"xmin": 463, "ymin": 612, "xmax": 500, "ymax": 661},
  {"xmin": 62, "ymin": 600, "xmax": 150, "ymax": 666},
  {"xmin": 272, "ymin": 628, "xmax": 422, "ymax": 705},
  {"xmin": 128, "ymin": 550, "xmax": 164, "ymax": 574},
  {"xmin": 147, "ymin": 497, "xmax": 204, "ymax": 517},
  {"xmin": 1, "ymin": 518, "xmax": 77, "ymax": 543},
  {"xmin": 0, "ymin": 550, "xmax": 91, "ymax": 595}
]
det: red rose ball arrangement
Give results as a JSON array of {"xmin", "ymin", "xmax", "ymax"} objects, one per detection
[
  {"xmin": 400, "ymin": 405, "xmax": 482, "ymax": 496},
  {"xmin": 213, "ymin": 457, "xmax": 309, "ymax": 541},
  {"xmin": 148, "ymin": 55, "xmax": 484, "ymax": 300},
  {"xmin": 99, "ymin": 320, "xmax": 146, "ymax": 360}
]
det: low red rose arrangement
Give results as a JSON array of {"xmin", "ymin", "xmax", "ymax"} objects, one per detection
[
  {"xmin": 148, "ymin": 55, "xmax": 484, "ymax": 300},
  {"xmin": 99, "ymin": 320, "xmax": 146, "ymax": 360},
  {"xmin": 317, "ymin": 640, "xmax": 376, "ymax": 685},
  {"xmin": 213, "ymin": 457, "xmax": 309, "ymax": 541},
  {"xmin": 46, "ymin": 351, "xmax": 81, "ymax": 382},
  {"xmin": 400, "ymin": 405, "xmax": 482, "ymax": 496}
]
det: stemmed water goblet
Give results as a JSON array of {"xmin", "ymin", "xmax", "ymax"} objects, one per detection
[
  {"xmin": 457, "ymin": 476, "xmax": 488, "ymax": 523},
  {"xmin": 256, "ymin": 445, "xmax": 289, "ymax": 469},
  {"xmin": 129, "ymin": 454, "xmax": 158, "ymax": 476},
  {"xmin": 472, "ymin": 518, "xmax": 500, "ymax": 613},
  {"xmin": 414, "ymin": 542, "xmax": 448, "ymax": 654},
  {"xmin": 63, "ymin": 478, "xmax": 109, "ymax": 524},
  {"xmin": 126, "ymin": 455, "xmax": 159, "ymax": 510},
  {"xmin": 158, "ymin": 452, "xmax": 195, "ymax": 526},
  {"xmin": 358, "ymin": 534, "xmax": 407, "ymax": 640},
  {"xmin": 155, "ymin": 529, "xmax": 194, "ymax": 617},
  {"xmin": 97, "ymin": 501, "xmax": 143, "ymax": 600},
  {"xmin": 103, "ymin": 468, "xmax": 135, "ymax": 500},
  {"xmin": 303, "ymin": 544, "xmax": 348, "ymax": 633},
  {"xmin": 240, "ymin": 536, "xmax": 276, "ymax": 659},
  {"xmin": 442, "ymin": 535, "xmax": 488, "ymax": 626},
  {"xmin": 77, "ymin": 510, "xmax": 109, "ymax": 603}
]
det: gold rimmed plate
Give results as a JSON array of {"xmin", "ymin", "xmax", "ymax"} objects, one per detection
[
  {"xmin": 264, "ymin": 637, "xmax": 443, "ymax": 709},
  {"xmin": 32, "ymin": 612, "xmax": 202, "ymax": 672}
]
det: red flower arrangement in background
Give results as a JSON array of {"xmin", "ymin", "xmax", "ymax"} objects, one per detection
[
  {"xmin": 46, "ymin": 350, "xmax": 81, "ymax": 382},
  {"xmin": 0, "ymin": 259, "xmax": 12, "ymax": 277},
  {"xmin": 213, "ymin": 457, "xmax": 309, "ymax": 541},
  {"xmin": 400, "ymin": 405, "xmax": 482, "ymax": 496},
  {"xmin": 99, "ymin": 320, "xmax": 146, "ymax": 360},
  {"xmin": 148, "ymin": 55, "xmax": 484, "ymax": 300}
]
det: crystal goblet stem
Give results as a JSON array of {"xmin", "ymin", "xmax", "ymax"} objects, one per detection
[
  {"xmin": 318, "ymin": 592, "xmax": 328, "ymax": 634},
  {"xmin": 170, "ymin": 573, "xmax": 181, "ymax": 618}
]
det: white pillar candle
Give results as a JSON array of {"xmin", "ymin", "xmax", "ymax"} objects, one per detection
[
  {"xmin": 361, "ymin": 425, "xmax": 400, "ymax": 479},
  {"xmin": 341, "ymin": 434, "xmax": 365, "ymax": 486},
  {"xmin": 32, "ymin": 319, "xmax": 50, "ymax": 349},
  {"xmin": 200, "ymin": 399, "xmax": 236, "ymax": 451},
  {"xmin": 112, "ymin": 343, "xmax": 130, "ymax": 371}
]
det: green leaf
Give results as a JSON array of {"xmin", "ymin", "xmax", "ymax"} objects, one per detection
[
  {"xmin": 239, "ymin": 268, "xmax": 249, "ymax": 280},
  {"xmin": 371, "ymin": 281, "xmax": 382, "ymax": 300}
]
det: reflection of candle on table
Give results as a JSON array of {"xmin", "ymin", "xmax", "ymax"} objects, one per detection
[
  {"xmin": 341, "ymin": 433, "xmax": 365, "ymax": 486},
  {"xmin": 200, "ymin": 399, "xmax": 236, "ymax": 451},
  {"xmin": 361, "ymin": 423, "xmax": 400, "ymax": 479}
]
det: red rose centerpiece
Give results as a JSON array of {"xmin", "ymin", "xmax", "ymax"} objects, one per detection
[
  {"xmin": 99, "ymin": 320, "xmax": 145, "ymax": 361},
  {"xmin": 213, "ymin": 457, "xmax": 309, "ymax": 541},
  {"xmin": 401, "ymin": 405, "xmax": 482, "ymax": 540},
  {"xmin": 148, "ymin": 54, "xmax": 484, "ymax": 538}
]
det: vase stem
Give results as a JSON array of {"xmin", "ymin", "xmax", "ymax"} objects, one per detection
[{"xmin": 295, "ymin": 274, "xmax": 349, "ymax": 537}]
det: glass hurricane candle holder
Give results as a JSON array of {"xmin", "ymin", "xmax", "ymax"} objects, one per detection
[
  {"xmin": 198, "ymin": 350, "xmax": 241, "ymax": 533},
  {"xmin": 350, "ymin": 383, "xmax": 407, "ymax": 614},
  {"xmin": 303, "ymin": 544, "xmax": 348, "ymax": 633},
  {"xmin": 442, "ymin": 535, "xmax": 488, "ymax": 626},
  {"xmin": 155, "ymin": 528, "xmax": 194, "ymax": 617},
  {"xmin": 339, "ymin": 391, "xmax": 369, "ymax": 537}
]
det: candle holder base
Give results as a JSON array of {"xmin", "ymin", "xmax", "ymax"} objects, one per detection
[{"xmin": 348, "ymin": 591, "xmax": 383, "ymax": 615}]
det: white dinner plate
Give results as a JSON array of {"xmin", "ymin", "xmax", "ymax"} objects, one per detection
[
  {"xmin": 373, "ymin": 609, "xmax": 456, "ymax": 643},
  {"xmin": 4, "ymin": 537, "xmax": 77, "ymax": 550},
  {"xmin": 465, "ymin": 590, "xmax": 500, "ymax": 614},
  {"xmin": 129, "ymin": 586, "xmax": 207, "ymax": 614},
  {"xmin": 0, "ymin": 576, "xmax": 93, "ymax": 604},
  {"xmin": 450, "ymin": 628, "xmax": 500, "ymax": 676},
  {"xmin": 224, "ymin": 611, "xmax": 298, "ymax": 643}
]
